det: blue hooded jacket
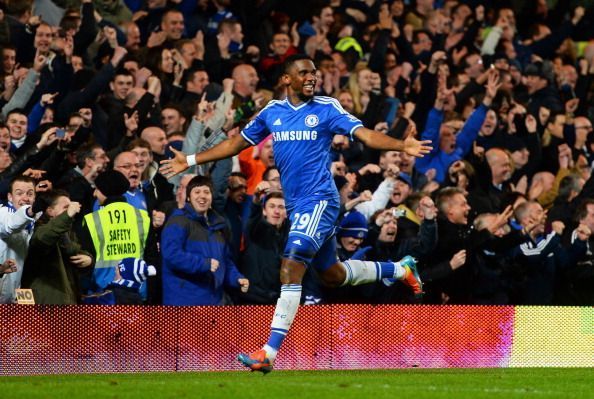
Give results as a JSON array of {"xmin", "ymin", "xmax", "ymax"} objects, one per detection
[{"xmin": 161, "ymin": 203, "xmax": 244, "ymax": 305}]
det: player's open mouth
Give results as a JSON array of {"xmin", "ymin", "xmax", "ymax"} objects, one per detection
[{"xmin": 303, "ymin": 83, "xmax": 315, "ymax": 90}]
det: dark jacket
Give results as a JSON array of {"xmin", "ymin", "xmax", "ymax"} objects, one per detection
[
  {"xmin": 237, "ymin": 202, "xmax": 289, "ymax": 304},
  {"xmin": 21, "ymin": 212, "xmax": 93, "ymax": 304},
  {"xmin": 511, "ymin": 231, "xmax": 586, "ymax": 305},
  {"xmin": 422, "ymin": 217, "xmax": 493, "ymax": 304},
  {"xmin": 526, "ymin": 85, "xmax": 563, "ymax": 116},
  {"xmin": 161, "ymin": 204, "xmax": 244, "ymax": 305}
]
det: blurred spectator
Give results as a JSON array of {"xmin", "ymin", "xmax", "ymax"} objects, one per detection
[
  {"xmin": 0, "ymin": 175, "xmax": 41, "ymax": 303},
  {"xmin": 238, "ymin": 190, "xmax": 288, "ymax": 304},
  {"xmin": 21, "ymin": 190, "xmax": 92, "ymax": 304}
]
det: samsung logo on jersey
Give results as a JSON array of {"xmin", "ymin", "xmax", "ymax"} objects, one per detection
[{"xmin": 272, "ymin": 131, "xmax": 318, "ymax": 141}]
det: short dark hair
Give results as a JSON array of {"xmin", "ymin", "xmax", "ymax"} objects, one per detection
[
  {"xmin": 162, "ymin": 8, "xmax": 183, "ymax": 22},
  {"xmin": 76, "ymin": 143, "xmax": 103, "ymax": 168},
  {"xmin": 575, "ymin": 199, "xmax": 594, "ymax": 223},
  {"xmin": 181, "ymin": 67, "xmax": 207, "ymax": 88},
  {"xmin": 60, "ymin": 14, "xmax": 80, "ymax": 33},
  {"xmin": 412, "ymin": 29, "xmax": 432, "ymax": 44},
  {"xmin": 1, "ymin": 44, "xmax": 16, "ymax": 53},
  {"xmin": 283, "ymin": 54, "xmax": 314, "ymax": 74},
  {"xmin": 262, "ymin": 190, "xmax": 284, "ymax": 206},
  {"xmin": 310, "ymin": 2, "xmax": 331, "ymax": 21},
  {"xmin": 162, "ymin": 103, "xmax": 185, "ymax": 116},
  {"xmin": 230, "ymin": 172, "xmax": 247, "ymax": 180},
  {"xmin": 112, "ymin": 67, "xmax": 134, "ymax": 82},
  {"xmin": 263, "ymin": 166, "xmax": 279, "ymax": 181},
  {"xmin": 6, "ymin": 108, "xmax": 27, "ymax": 120},
  {"xmin": 6, "ymin": 0, "xmax": 32, "ymax": 17},
  {"xmin": 186, "ymin": 175, "xmax": 214, "ymax": 199},
  {"xmin": 9, "ymin": 175, "xmax": 36, "ymax": 193},
  {"xmin": 41, "ymin": 189, "xmax": 70, "ymax": 207}
]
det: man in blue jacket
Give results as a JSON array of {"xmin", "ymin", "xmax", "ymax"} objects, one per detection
[{"xmin": 415, "ymin": 70, "xmax": 500, "ymax": 183}]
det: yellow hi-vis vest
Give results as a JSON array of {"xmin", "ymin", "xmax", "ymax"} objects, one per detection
[{"xmin": 84, "ymin": 202, "xmax": 150, "ymax": 271}]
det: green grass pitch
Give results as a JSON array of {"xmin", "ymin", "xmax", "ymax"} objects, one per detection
[{"xmin": 3, "ymin": 368, "xmax": 592, "ymax": 399}]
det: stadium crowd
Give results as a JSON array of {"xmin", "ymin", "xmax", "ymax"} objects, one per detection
[{"xmin": 0, "ymin": 0, "xmax": 593, "ymax": 306}]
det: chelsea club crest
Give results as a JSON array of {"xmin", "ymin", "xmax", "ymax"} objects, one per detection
[{"xmin": 305, "ymin": 114, "xmax": 319, "ymax": 127}]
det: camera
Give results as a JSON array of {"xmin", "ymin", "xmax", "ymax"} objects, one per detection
[
  {"xmin": 55, "ymin": 128, "xmax": 66, "ymax": 139},
  {"xmin": 392, "ymin": 208, "xmax": 406, "ymax": 218}
]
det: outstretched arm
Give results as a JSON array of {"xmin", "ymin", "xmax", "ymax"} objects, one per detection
[
  {"xmin": 160, "ymin": 133, "xmax": 251, "ymax": 178},
  {"xmin": 353, "ymin": 125, "xmax": 432, "ymax": 158}
]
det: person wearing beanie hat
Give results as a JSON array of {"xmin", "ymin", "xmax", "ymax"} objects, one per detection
[
  {"xmin": 94, "ymin": 170, "xmax": 130, "ymax": 204},
  {"xmin": 336, "ymin": 211, "xmax": 370, "ymax": 261},
  {"xmin": 81, "ymin": 169, "xmax": 150, "ymax": 305},
  {"xmin": 524, "ymin": 60, "xmax": 563, "ymax": 116},
  {"xmin": 337, "ymin": 211, "xmax": 368, "ymax": 240}
]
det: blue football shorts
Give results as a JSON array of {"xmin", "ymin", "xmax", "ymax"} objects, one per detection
[{"xmin": 283, "ymin": 198, "xmax": 340, "ymax": 272}]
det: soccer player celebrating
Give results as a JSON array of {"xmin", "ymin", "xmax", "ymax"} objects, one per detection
[{"xmin": 160, "ymin": 54, "xmax": 432, "ymax": 373}]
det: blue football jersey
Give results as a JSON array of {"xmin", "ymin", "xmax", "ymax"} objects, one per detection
[{"xmin": 241, "ymin": 96, "xmax": 363, "ymax": 209}]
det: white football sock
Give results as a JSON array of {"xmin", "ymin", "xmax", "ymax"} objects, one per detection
[
  {"xmin": 265, "ymin": 284, "xmax": 301, "ymax": 361},
  {"xmin": 340, "ymin": 260, "xmax": 380, "ymax": 286}
]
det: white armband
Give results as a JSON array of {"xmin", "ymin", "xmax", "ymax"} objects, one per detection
[{"xmin": 186, "ymin": 154, "xmax": 197, "ymax": 166}]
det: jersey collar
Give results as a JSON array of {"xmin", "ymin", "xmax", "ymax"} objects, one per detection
[{"xmin": 285, "ymin": 97, "xmax": 313, "ymax": 111}]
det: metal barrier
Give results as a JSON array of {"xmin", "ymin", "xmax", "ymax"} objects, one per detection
[{"xmin": 1, "ymin": 304, "xmax": 592, "ymax": 375}]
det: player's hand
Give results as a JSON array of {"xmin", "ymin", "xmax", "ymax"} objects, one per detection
[
  {"xmin": 403, "ymin": 135, "xmax": 432, "ymax": 158},
  {"xmin": 238, "ymin": 278, "xmax": 249, "ymax": 293},
  {"xmin": 160, "ymin": 147, "xmax": 190, "ymax": 178}
]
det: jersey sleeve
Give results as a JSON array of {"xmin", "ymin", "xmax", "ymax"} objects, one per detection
[
  {"xmin": 327, "ymin": 102, "xmax": 363, "ymax": 140},
  {"xmin": 240, "ymin": 109, "xmax": 270, "ymax": 146}
]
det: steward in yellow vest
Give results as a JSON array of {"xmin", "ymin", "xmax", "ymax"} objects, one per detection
[{"xmin": 81, "ymin": 170, "xmax": 150, "ymax": 304}]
